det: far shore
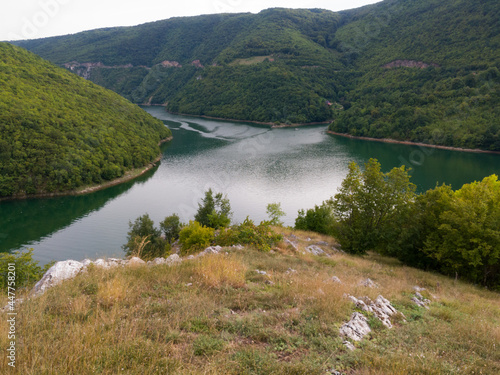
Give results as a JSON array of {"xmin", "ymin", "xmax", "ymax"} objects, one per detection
[
  {"xmin": 141, "ymin": 104, "xmax": 331, "ymax": 128},
  {"xmin": 0, "ymin": 136, "xmax": 173, "ymax": 202},
  {"xmin": 327, "ymin": 131, "xmax": 500, "ymax": 155}
]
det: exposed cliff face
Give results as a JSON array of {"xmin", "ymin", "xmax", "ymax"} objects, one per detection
[
  {"xmin": 382, "ymin": 60, "xmax": 439, "ymax": 69},
  {"xmin": 160, "ymin": 60, "xmax": 182, "ymax": 68}
]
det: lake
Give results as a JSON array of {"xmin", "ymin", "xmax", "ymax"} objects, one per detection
[{"xmin": 1, "ymin": 106, "xmax": 499, "ymax": 265}]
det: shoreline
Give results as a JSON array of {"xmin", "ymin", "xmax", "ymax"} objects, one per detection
[
  {"xmin": 142, "ymin": 104, "xmax": 331, "ymax": 128},
  {"xmin": 327, "ymin": 131, "xmax": 500, "ymax": 155},
  {"xmin": 0, "ymin": 136, "xmax": 173, "ymax": 202}
]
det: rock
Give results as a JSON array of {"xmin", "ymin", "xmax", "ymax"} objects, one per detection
[
  {"xmin": 343, "ymin": 341, "xmax": 356, "ymax": 352},
  {"xmin": 360, "ymin": 278, "xmax": 378, "ymax": 288},
  {"xmin": 305, "ymin": 245, "xmax": 325, "ymax": 256},
  {"xmin": 93, "ymin": 258, "xmax": 111, "ymax": 268},
  {"xmin": 289, "ymin": 234, "xmax": 297, "ymax": 240},
  {"xmin": 348, "ymin": 295, "xmax": 401, "ymax": 328},
  {"xmin": 286, "ymin": 268, "xmax": 297, "ymax": 274},
  {"xmin": 331, "ymin": 276, "xmax": 342, "ymax": 284},
  {"xmin": 33, "ymin": 260, "xmax": 85, "ymax": 294},
  {"xmin": 127, "ymin": 257, "xmax": 146, "ymax": 267},
  {"xmin": 166, "ymin": 254, "xmax": 182, "ymax": 265},
  {"xmin": 327, "ymin": 368, "xmax": 345, "ymax": 375},
  {"xmin": 316, "ymin": 241, "xmax": 329, "ymax": 246},
  {"xmin": 412, "ymin": 291, "xmax": 431, "ymax": 309},
  {"xmin": 284, "ymin": 238, "xmax": 299, "ymax": 251},
  {"xmin": 187, "ymin": 255, "xmax": 195, "ymax": 260},
  {"xmin": 203, "ymin": 245, "xmax": 222, "ymax": 254},
  {"xmin": 81, "ymin": 259, "xmax": 93, "ymax": 267},
  {"xmin": 339, "ymin": 312, "xmax": 371, "ymax": 341},
  {"xmin": 255, "ymin": 269, "xmax": 267, "ymax": 275},
  {"xmin": 231, "ymin": 244, "xmax": 244, "ymax": 250},
  {"xmin": 413, "ymin": 285, "xmax": 426, "ymax": 292}
]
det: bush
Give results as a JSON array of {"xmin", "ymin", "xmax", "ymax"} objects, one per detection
[
  {"xmin": 295, "ymin": 203, "xmax": 334, "ymax": 235},
  {"xmin": 224, "ymin": 217, "xmax": 283, "ymax": 252},
  {"xmin": 0, "ymin": 248, "xmax": 53, "ymax": 290},
  {"xmin": 122, "ymin": 214, "xmax": 169, "ymax": 259},
  {"xmin": 178, "ymin": 221, "xmax": 215, "ymax": 255}
]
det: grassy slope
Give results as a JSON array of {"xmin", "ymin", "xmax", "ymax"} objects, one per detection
[
  {"xmin": 0, "ymin": 43, "xmax": 171, "ymax": 198},
  {"xmin": 2, "ymin": 229, "xmax": 499, "ymax": 374}
]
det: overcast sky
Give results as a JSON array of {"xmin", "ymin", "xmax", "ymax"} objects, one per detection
[{"xmin": 1, "ymin": 0, "xmax": 382, "ymax": 41}]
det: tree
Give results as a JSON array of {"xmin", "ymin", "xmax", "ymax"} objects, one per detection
[
  {"xmin": 295, "ymin": 203, "xmax": 334, "ymax": 235},
  {"xmin": 194, "ymin": 189, "xmax": 232, "ymax": 229},
  {"xmin": 160, "ymin": 214, "xmax": 182, "ymax": 243},
  {"xmin": 123, "ymin": 214, "xmax": 168, "ymax": 259},
  {"xmin": 266, "ymin": 202, "xmax": 285, "ymax": 226},
  {"xmin": 423, "ymin": 175, "xmax": 500, "ymax": 286},
  {"xmin": 331, "ymin": 159, "xmax": 416, "ymax": 254}
]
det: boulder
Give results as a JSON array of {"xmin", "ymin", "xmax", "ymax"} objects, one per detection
[
  {"xmin": 348, "ymin": 295, "xmax": 401, "ymax": 328},
  {"xmin": 360, "ymin": 278, "xmax": 378, "ymax": 288},
  {"xmin": 127, "ymin": 257, "xmax": 146, "ymax": 267},
  {"xmin": 203, "ymin": 245, "xmax": 222, "ymax": 254},
  {"xmin": 33, "ymin": 260, "xmax": 85, "ymax": 294},
  {"xmin": 339, "ymin": 312, "xmax": 371, "ymax": 341},
  {"xmin": 166, "ymin": 254, "xmax": 182, "ymax": 265}
]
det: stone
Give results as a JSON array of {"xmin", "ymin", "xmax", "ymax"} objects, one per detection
[
  {"xmin": 360, "ymin": 278, "xmax": 378, "ymax": 288},
  {"xmin": 343, "ymin": 341, "xmax": 356, "ymax": 351},
  {"xmin": 412, "ymin": 291, "xmax": 431, "ymax": 309},
  {"xmin": 348, "ymin": 295, "xmax": 401, "ymax": 328},
  {"xmin": 127, "ymin": 257, "xmax": 146, "ymax": 267},
  {"xmin": 255, "ymin": 269, "xmax": 267, "ymax": 275},
  {"xmin": 33, "ymin": 260, "xmax": 85, "ymax": 294},
  {"xmin": 81, "ymin": 259, "xmax": 93, "ymax": 267},
  {"xmin": 316, "ymin": 241, "xmax": 329, "ymax": 246},
  {"xmin": 165, "ymin": 254, "xmax": 182, "ymax": 265},
  {"xmin": 339, "ymin": 312, "xmax": 371, "ymax": 341},
  {"xmin": 286, "ymin": 268, "xmax": 297, "ymax": 274},
  {"xmin": 203, "ymin": 245, "xmax": 222, "ymax": 254},
  {"xmin": 284, "ymin": 238, "xmax": 299, "ymax": 251},
  {"xmin": 305, "ymin": 245, "xmax": 325, "ymax": 256},
  {"xmin": 231, "ymin": 244, "xmax": 244, "ymax": 250},
  {"xmin": 331, "ymin": 276, "xmax": 342, "ymax": 284}
]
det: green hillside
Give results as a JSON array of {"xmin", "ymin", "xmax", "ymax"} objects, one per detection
[
  {"xmin": 13, "ymin": 0, "xmax": 500, "ymax": 149},
  {"xmin": 0, "ymin": 42, "xmax": 171, "ymax": 198}
]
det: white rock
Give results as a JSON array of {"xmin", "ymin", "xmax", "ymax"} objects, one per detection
[
  {"xmin": 331, "ymin": 276, "xmax": 342, "ymax": 284},
  {"xmin": 33, "ymin": 260, "xmax": 85, "ymax": 294},
  {"xmin": 348, "ymin": 295, "xmax": 401, "ymax": 328},
  {"xmin": 81, "ymin": 259, "xmax": 93, "ymax": 267},
  {"xmin": 305, "ymin": 245, "xmax": 325, "ymax": 256},
  {"xmin": 339, "ymin": 312, "xmax": 371, "ymax": 341},
  {"xmin": 93, "ymin": 258, "xmax": 110, "ymax": 268},
  {"xmin": 284, "ymin": 238, "xmax": 298, "ymax": 251},
  {"xmin": 166, "ymin": 254, "xmax": 182, "ymax": 265},
  {"xmin": 342, "ymin": 341, "xmax": 356, "ymax": 351},
  {"xmin": 203, "ymin": 245, "xmax": 222, "ymax": 254},
  {"xmin": 127, "ymin": 257, "xmax": 146, "ymax": 267},
  {"xmin": 360, "ymin": 278, "xmax": 378, "ymax": 288}
]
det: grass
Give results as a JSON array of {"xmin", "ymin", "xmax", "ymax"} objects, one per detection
[{"xmin": 1, "ymin": 229, "xmax": 499, "ymax": 374}]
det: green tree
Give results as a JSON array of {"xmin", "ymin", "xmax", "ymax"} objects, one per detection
[
  {"xmin": 0, "ymin": 249, "xmax": 54, "ymax": 290},
  {"xmin": 195, "ymin": 189, "xmax": 232, "ymax": 229},
  {"xmin": 423, "ymin": 175, "xmax": 500, "ymax": 286},
  {"xmin": 178, "ymin": 221, "xmax": 215, "ymax": 255},
  {"xmin": 266, "ymin": 202, "xmax": 285, "ymax": 226},
  {"xmin": 331, "ymin": 159, "xmax": 416, "ymax": 254},
  {"xmin": 295, "ymin": 203, "xmax": 334, "ymax": 235},
  {"xmin": 160, "ymin": 214, "xmax": 182, "ymax": 243},
  {"xmin": 123, "ymin": 214, "xmax": 168, "ymax": 259}
]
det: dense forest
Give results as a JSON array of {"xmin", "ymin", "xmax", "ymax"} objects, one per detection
[
  {"xmin": 0, "ymin": 43, "xmax": 171, "ymax": 198},
  {"xmin": 12, "ymin": 0, "xmax": 500, "ymax": 149}
]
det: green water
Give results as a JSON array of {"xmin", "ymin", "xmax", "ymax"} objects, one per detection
[{"xmin": 1, "ymin": 107, "xmax": 498, "ymax": 264}]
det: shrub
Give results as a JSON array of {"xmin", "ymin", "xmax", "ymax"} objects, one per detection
[
  {"xmin": 0, "ymin": 248, "xmax": 53, "ymax": 290},
  {"xmin": 230, "ymin": 217, "xmax": 283, "ymax": 252},
  {"xmin": 178, "ymin": 221, "xmax": 215, "ymax": 255},
  {"xmin": 122, "ymin": 214, "xmax": 169, "ymax": 259},
  {"xmin": 295, "ymin": 203, "xmax": 334, "ymax": 235}
]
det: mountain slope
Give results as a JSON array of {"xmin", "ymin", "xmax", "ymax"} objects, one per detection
[
  {"xmin": 13, "ymin": 0, "xmax": 500, "ymax": 149},
  {"xmin": 0, "ymin": 42, "xmax": 171, "ymax": 198}
]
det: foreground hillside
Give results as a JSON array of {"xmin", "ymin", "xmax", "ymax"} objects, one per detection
[
  {"xmin": 1, "ymin": 229, "xmax": 499, "ymax": 374},
  {"xmin": 13, "ymin": 0, "xmax": 500, "ymax": 150},
  {"xmin": 0, "ymin": 43, "xmax": 171, "ymax": 198}
]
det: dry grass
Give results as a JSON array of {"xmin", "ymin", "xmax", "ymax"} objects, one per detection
[{"xmin": 1, "ymin": 229, "xmax": 499, "ymax": 374}]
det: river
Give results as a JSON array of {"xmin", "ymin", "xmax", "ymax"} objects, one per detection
[{"xmin": 1, "ymin": 106, "xmax": 498, "ymax": 265}]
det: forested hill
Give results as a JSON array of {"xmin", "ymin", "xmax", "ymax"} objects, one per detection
[
  {"xmin": 14, "ymin": 0, "xmax": 500, "ymax": 150},
  {"xmin": 0, "ymin": 42, "xmax": 171, "ymax": 199}
]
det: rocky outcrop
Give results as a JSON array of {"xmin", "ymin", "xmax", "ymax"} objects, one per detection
[
  {"xmin": 339, "ymin": 312, "xmax": 371, "ymax": 342},
  {"xmin": 160, "ymin": 60, "xmax": 182, "ymax": 68},
  {"xmin": 382, "ymin": 59, "xmax": 439, "ymax": 69},
  {"xmin": 33, "ymin": 260, "xmax": 85, "ymax": 294},
  {"xmin": 348, "ymin": 295, "xmax": 402, "ymax": 328},
  {"xmin": 191, "ymin": 59, "xmax": 204, "ymax": 68}
]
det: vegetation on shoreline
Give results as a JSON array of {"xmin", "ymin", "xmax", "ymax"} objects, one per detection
[{"xmin": 0, "ymin": 43, "xmax": 171, "ymax": 198}]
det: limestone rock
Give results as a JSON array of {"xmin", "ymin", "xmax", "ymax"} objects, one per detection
[
  {"xmin": 348, "ymin": 295, "xmax": 401, "ymax": 328},
  {"xmin": 284, "ymin": 238, "xmax": 299, "ymax": 251},
  {"xmin": 360, "ymin": 278, "xmax": 378, "ymax": 288},
  {"xmin": 331, "ymin": 276, "xmax": 342, "ymax": 284},
  {"xmin": 305, "ymin": 245, "xmax": 325, "ymax": 256},
  {"xmin": 127, "ymin": 257, "xmax": 146, "ymax": 267},
  {"xmin": 412, "ymin": 291, "xmax": 431, "ymax": 309},
  {"xmin": 339, "ymin": 312, "xmax": 371, "ymax": 341},
  {"xmin": 203, "ymin": 245, "xmax": 222, "ymax": 254},
  {"xmin": 166, "ymin": 254, "xmax": 182, "ymax": 265},
  {"xmin": 33, "ymin": 260, "xmax": 85, "ymax": 294}
]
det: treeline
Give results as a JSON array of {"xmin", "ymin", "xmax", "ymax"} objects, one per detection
[
  {"xmin": 0, "ymin": 43, "xmax": 171, "ymax": 198},
  {"xmin": 296, "ymin": 159, "xmax": 500, "ymax": 288}
]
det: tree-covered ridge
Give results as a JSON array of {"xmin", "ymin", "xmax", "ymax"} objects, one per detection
[
  {"xmin": 0, "ymin": 42, "xmax": 171, "ymax": 198},
  {"xmin": 13, "ymin": 0, "xmax": 500, "ymax": 149}
]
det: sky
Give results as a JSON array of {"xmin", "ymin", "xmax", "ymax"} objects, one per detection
[{"xmin": 0, "ymin": 0, "xmax": 382, "ymax": 41}]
